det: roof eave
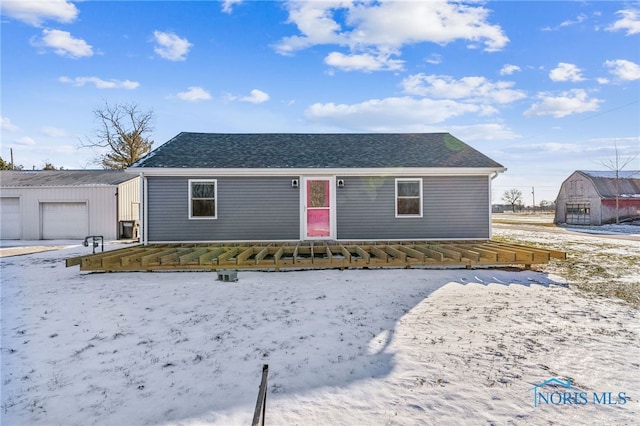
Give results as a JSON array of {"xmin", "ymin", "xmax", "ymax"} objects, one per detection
[{"xmin": 126, "ymin": 166, "xmax": 507, "ymax": 177}]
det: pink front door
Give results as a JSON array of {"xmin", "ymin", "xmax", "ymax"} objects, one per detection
[{"xmin": 306, "ymin": 179, "xmax": 331, "ymax": 238}]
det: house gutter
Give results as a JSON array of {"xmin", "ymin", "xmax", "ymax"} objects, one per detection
[{"xmin": 126, "ymin": 166, "xmax": 507, "ymax": 177}]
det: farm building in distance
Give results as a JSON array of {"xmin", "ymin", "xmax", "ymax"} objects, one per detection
[
  {"xmin": 127, "ymin": 132, "xmax": 506, "ymax": 243},
  {"xmin": 554, "ymin": 170, "xmax": 640, "ymax": 225},
  {"xmin": 0, "ymin": 170, "xmax": 140, "ymax": 240}
]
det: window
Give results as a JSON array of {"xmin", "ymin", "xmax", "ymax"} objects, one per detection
[
  {"xmin": 396, "ymin": 178, "xmax": 422, "ymax": 217},
  {"xmin": 189, "ymin": 179, "xmax": 217, "ymax": 219}
]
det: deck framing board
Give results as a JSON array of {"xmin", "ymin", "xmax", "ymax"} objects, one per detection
[{"xmin": 68, "ymin": 240, "xmax": 563, "ymax": 272}]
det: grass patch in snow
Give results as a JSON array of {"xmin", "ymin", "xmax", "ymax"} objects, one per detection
[{"xmin": 493, "ymin": 231, "xmax": 640, "ymax": 307}]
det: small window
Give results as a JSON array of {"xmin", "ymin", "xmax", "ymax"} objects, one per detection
[
  {"xmin": 396, "ymin": 178, "xmax": 422, "ymax": 217},
  {"xmin": 189, "ymin": 179, "xmax": 217, "ymax": 219}
]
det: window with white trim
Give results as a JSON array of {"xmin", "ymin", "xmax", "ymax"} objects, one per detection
[
  {"xmin": 189, "ymin": 179, "xmax": 217, "ymax": 219},
  {"xmin": 395, "ymin": 178, "xmax": 423, "ymax": 217}
]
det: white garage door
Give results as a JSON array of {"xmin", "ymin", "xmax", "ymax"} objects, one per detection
[
  {"xmin": 1, "ymin": 197, "xmax": 21, "ymax": 239},
  {"xmin": 41, "ymin": 202, "xmax": 88, "ymax": 239}
]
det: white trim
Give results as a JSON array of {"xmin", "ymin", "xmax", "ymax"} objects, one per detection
[
  {"xmin": 301, "ymin": 176, "xmax": 336, "ymax": 240},
  {"xmin": 395, "ymin": 178, "xmax": 423, "ymax": 218},
  {"xmin": 188, "ymin": 179, "xmax": 218, "ymax": 220},
  {"xmin": 127, "ymin": 167, "xmax": 505, "ymax": 177}
]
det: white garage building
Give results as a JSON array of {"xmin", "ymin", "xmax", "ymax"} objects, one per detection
[{"xmin": 0, "ymin": 170, "xmax": 140, "ymax": 241}]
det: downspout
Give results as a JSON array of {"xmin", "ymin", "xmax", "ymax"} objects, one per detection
[
  {"xmin": 489, "ymin": 171, "xmax": 500, "ymax": 240},
  {"xmin": 139, "ymin": 172, "xmax": 148, "ymax": 246},
  {"xmin": 115, "ymin": 188, "xmax": 119, "ymax": 240}
]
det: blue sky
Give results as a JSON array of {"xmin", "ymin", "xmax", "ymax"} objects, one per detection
[{"xmin": 1, "ymin": 0, "xmax": 639, "ymax": 204}]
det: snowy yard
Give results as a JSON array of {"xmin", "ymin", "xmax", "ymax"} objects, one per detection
[{"xmin": 1, "ymin": 224, "xmax": 639, "ymax": 425}]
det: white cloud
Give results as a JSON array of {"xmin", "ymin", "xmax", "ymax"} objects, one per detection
[
  {"xmin": 607, "ymin": 8, "xmax": 640, "ymax": 35},
  {"xmin": 59, "ymin": 76, "xmax": 139, "ymax": 89},
  {"xmin": 1, "ymin": 0, "xmax": 78, "ymax": 27},
  {"xmin": 524, "ymin": 89, "xmax": 601, "ymax": 118},
  {"xmin": 425, "ymin": 54, "xmax": 442, "ymax": 65},
  {"xmin": 549, "ymin": 62, "xmax": 585, "ymax": 82},
  {"xmin": 153, "ymin": 31, "xmax": 192, "ymax": 61},
  {"xmin": 401, "ymin": 74, "xmax": 526, "ymax": 104},
  {"xmin": 449, "ymin": 123, "xmax": 520, "ymax": 142},
  {"xmin": 305, "ymin": 97, "xmax": 484, "ymax": 130},
  {"xmin": 530, "ymin": 142, "xmax": 582, "ymax": 153},
  {"xmin": 225, "ymin": 89, "xmax": 271, "ymax": 104},
  {"xmin": 17, "ymin": 136, "xmax": 36, "ymax": 146},
  {"xmin": 604, "ymin": 59, "xmax": 640, "ymax": 81},
  {"xmin": 175, "ymin": 86, "xmax": 212, "ymax": 102},
  {"xmin": 274, "ymin": 2, "xmax": 345, "ymax": 55},
  {"xmin": 542, "ymin": 13, "xmax": 588, "ymax": 32},
  {"xmin": 324, "ymin": 51, "xmax": 404, "ymax": 72},
  {"xmin": 41, "ymin": 126, "xmax": 69, "ymax": 137},
  {"xmin": 275, "ymin": 1, "xmax": 508, "ymax": 71},
  {"xmin": 1, "ymin": 116, "xmax": 19, "ymax": 132},
  {"xmin": 560, "ymin": 14, "xmax": 587, "ymax": 28},
  {"xmin": 34, "ymin": 29, "xmax": 93, "ymax": 58},
  {"xmin": 221, "ymin": 0, "xmax": 242, "ymax": 14},
  {"xmin": 348, "ymin": 1, "xmax": 508, "ymax": 51},
  {"xmin": 500, "ymin": 64, "xmax": 521, "ymax": 76},
  {"xmin": 240, "ymin": 89, "xmax": 270, "ymax": 104}
]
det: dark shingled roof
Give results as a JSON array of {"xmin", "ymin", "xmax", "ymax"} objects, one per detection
[
  {"xmin": 0, "ymin": 170, "xmax": 137, "ymax": 187},
  {"xmin": 130, "ymin": 133, "xmax": 505, "ymax": 169}
]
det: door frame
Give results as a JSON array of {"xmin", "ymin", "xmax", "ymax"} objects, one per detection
[{"xmin": 300, "ymin": 176, "xmax": 336, "ymax": 240}]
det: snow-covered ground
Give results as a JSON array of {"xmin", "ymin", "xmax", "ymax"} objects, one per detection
[{"xmin": 1, "ymin": 227, "xmax": 639, "ymax": 425}]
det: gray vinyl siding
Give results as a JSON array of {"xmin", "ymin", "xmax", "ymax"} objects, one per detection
[
  {"xmin": 336, "ymin": 175, "xmax": 490, "ymax": 240},
  {"xmin": 147, "ymin": 176, "xmax": 300, "ymax": 241}
]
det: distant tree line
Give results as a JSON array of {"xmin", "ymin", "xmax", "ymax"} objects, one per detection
[
  {"xmin": 497, "ymin": 189, "xmax": 555, "ymax": 212},
  {"xmin": 0, "ymin": 157, "xmax": 64, "ymax": 170}
]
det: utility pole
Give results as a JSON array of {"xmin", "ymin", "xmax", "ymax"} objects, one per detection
[
  {"xmin": 532, "ymin": 186, "xmax": 535, "ymax": 213},
  {"xmin": 10, "ymin": 148, "xmax": 15, "ymax": 170}
]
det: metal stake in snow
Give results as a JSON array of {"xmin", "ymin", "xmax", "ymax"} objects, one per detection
[
  {"xmin": 252, "ymin": 364, "xmax": 269, "ymax": 426},
  {"xmin": 83, "ymin": 236, "xmax": 104, "ymax": 254}
]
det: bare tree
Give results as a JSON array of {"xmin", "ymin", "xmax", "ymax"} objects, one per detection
[
  {"xmin": 502, "ymin": 188, "xmax": 523, "ymax": 212},
  {"xmin": 83, "ymin": 101, "xmax": 154, "ymax": 169},
  {"xmin": 598, "ymin": 142, "xmax": 638, "ymax": 224}
]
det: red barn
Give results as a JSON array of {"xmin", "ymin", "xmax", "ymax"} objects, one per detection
[{"xmin": 555, "ymin": 170, "xmax": 640, "ymax": 225}]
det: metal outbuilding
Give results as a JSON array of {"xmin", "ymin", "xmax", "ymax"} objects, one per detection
[{"xmin": 0, "ymin": 170, "xmax": 140, "ymax": 240}]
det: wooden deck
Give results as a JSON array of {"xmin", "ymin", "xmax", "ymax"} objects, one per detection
[{"xmin": 66, "ymin": 241, "xmax": 565, "ymax": 272}]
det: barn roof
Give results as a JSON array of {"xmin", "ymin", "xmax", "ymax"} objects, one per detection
[
  {"xmin": 579, "ymin": 170, "xmax": 640, "ymax": 198},
  {"xmin": 130, "ymin": 133, "xmax": 505, "ymax": 170},
  {"xmin": 0, "ymin": 170, "xmax": 137, "ymax": 187}
]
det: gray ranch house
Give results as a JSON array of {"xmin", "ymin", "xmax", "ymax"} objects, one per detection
[{"xmin": 127, "ymin": 133, "xmax": 506, "ymax": 244}]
